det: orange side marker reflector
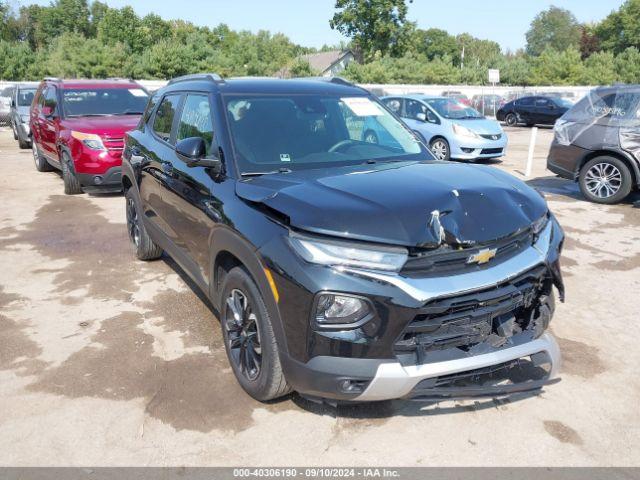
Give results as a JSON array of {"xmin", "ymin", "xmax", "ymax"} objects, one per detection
[{"xmin": 264, "ymin": 268, "xmax": 280, "ymax": 304}]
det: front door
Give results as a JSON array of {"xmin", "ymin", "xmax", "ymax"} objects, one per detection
[
  {"xmin": 39, "ymin": 86, "xmax": 60, "ymax": 164},
  {"xmin": 160, "ymin": 92, "xmax": 222, "ymax": 284}
]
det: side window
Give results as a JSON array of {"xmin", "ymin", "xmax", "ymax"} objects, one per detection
[
  {"xmin": 535, "ymin": 98, "xmax": 551, "ymax": 107},
  {"xmin": 142, "ymin": 93, "xmax": 160, "ymax": 126},
  {"xmin": 176, "ymin": 94, "xmax": 214, "ymax": 155},
  {"xmin": 404, "ymin": 100, "xmax": 427, "ymax": 120},
  {"xmin": 36, "ymin": 87, "xmax": 46, "ymax": 108},
  {"xmin": 383, "ymin": 98, "xmax": 402, "ymax": 115},
  {"xmin": 44, "ymin": 86, "xmax": 57, "ymax": 111},
  {"xmin": 152, "ymin": 94, "xmax": 181, "ymax": 143},
  {"xmin": 517, "ymin": 97, "xmax": 534, "ymax": 107}
]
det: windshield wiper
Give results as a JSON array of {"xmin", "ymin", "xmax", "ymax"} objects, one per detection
[{"xmin": 241, "ymin": 167, "xmax": 292, "ymax": 177}]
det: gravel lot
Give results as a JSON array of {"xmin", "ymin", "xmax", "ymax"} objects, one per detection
[{"xmin": 0, "ymin": 126, "xmax": 639, "ymax": 466}]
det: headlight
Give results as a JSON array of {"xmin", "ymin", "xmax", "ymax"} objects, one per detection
[
  {"xmin": 452, "ymin": 123, "xmax": 480, "ymax": 139},
  {"xmin": 71, "ymin": 131, "xmax": 106, "ymax": 151},
  {"xmin": 532, "ymin": 213, "xmax": 549, "ymax": 236},
  {"xmin": 20, "ymin": 114, "xmax": 29, "ymax": 124},
  {"xmin": 288, "ymin": 234, "xmax": 408, "ymax": 272}
]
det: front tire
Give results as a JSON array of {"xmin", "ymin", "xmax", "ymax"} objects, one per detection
[
  {"xmin": 505, "ymin": 113, "xmax": 517, "ymax": 127},
  {"xmin": 430, "ymin": 137, "xmax": 450, "ymax": 161},
  {"xmin": 125, "ymin": 188, "xmax": 163, "ymax": 260},
  {"xmin": 32, "ymin": 142, "xmax": 53, "ymax": 172},
  {"xmin": 61, "ymin": 152, "xmax": 83, "ymax": 195},
  {"xmin": 579, "ymin": 156, "xmax": 632, "ymax": 204},
  {"xmin": 221, "ymin": 267, "xmax": 291, "ymax": 401},
  {"xmin": 11, "ymin": 121, "xmax": 18, "ymax": 140}
]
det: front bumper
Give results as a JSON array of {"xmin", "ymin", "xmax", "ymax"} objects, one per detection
[
  {"xmin": 450, "ymin": 135, "xmax": 508, "ymax": 160},
  {"xmin": 263, "ymin": 219, "xmax": 564, "ymax": 402},
  {"xmin": 77, "ymin": 166, "xmax": 122, "ymax": 192}
]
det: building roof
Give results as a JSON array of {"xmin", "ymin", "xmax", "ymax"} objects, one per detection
[{"xmin": 300, "ymin": 50, "xmax": 353, "ymax": 73}]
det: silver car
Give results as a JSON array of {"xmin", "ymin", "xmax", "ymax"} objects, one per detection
[
  {"xmin": 0, "ymin": 85, "xmax": 15, "ymax": 126},
  {"xmin": 381, "ymin": 95, "xmax": 507, "ymax": 161},
  {"xmin": 9, "ymin": 82, "xmax": 38, "ymax": 149}
]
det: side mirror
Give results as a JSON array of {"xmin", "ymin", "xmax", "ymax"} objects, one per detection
[
  {"xmin": 10, "ymin": 99, "xmax": 16, "ymax": 108},
  {"xmin": 42, "ymin": 105, "xmax": 54, "ymax": 117},
  {"xmin": 176, "ymin": 137, "xmax": 221, "ymax": 171},
  {"xmin": 416, "ymin": 112, "xmax": 427, "ymax": 122}
]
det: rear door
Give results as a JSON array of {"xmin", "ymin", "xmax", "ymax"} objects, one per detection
[
  {"xmin": 534, "ymin": 98, "xmax": 557, "ymax": 124},
  {"xmin": 515, "ymin": 97, "xmax": 536, "ymax": 124},
  {"xmin": 158, "ymin": 92, "xmax": 220, "ymax": 283},
  {"xmin": 137, "ymin": 92, "xmax": 183, "ymax": 242}
]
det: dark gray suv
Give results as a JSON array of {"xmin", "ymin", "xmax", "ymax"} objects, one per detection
[{"xmin": 548, "ymin": 85, "xmax": 640, "ymax": 204}]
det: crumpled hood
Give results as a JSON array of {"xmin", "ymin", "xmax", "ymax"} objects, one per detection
[{"xmin": 236, "ymin": 161, "xmax": 548, "ymax": 247}]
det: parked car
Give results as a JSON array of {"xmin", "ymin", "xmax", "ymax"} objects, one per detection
[
  {"xmin": 380, "ymin": 95, "xmax": 507, "ymax": 161},
  {"xmin": 30, "ymin": 77, "xmax": 149, "ymax": 194},
  {"xmin": 122, "ymin": 74, "xmax": 564, "ymax": 403},
  {"xmin": 471, "ymin": 94, "xmax": 505, "ymax": 116},
  {"xmin": 441, "ymin": 90, "xmax": 471, "ymax": 106},
  {"xmin": 496, "ymin": 96, "xmax": 571, "ymax": 127},
  {"xmin": 0, "ymin": 85, "xmax": 15, "ymax": 126},
  {"xmin": 548, "ymin": 85, "xmax": 640, "ymax": 204},
  {"xmin": 10, "ymin": 82, "xmax": 38, "ymax": 149}
]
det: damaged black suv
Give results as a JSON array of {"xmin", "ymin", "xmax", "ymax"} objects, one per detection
[{"xmin": 122, "ymin": 74, "xmax": 565, "ymax": 403}]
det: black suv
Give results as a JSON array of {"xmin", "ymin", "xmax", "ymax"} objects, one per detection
[
  {"xmin": 548, "ymin": 85, "xmax": 640, "ymax": 204},
  {"xmin": 497, "ymin": 96, "xmax": 572, "ymax": 127},
  {"xmin": 122, "ymin": 74, "xmax": 565, "ymax": 403}
]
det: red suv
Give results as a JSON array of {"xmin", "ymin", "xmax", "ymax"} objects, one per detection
[{"xmin": 30, "ymin": 78, "xmax": 149, "ymax": 194}]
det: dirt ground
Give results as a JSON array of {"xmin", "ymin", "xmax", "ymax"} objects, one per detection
[{"xmin": 0, "ymin": 126, "xmax": 639, "ymax": 467}]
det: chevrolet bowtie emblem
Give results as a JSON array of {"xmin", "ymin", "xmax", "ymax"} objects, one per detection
[{"xmin": 467, "ymin": 248, "xmax": 498, "ymax": 265}]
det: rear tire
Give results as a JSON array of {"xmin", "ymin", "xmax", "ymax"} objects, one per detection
[
  {"xmin": 32, "ymin": 142, "xmax": 53, "ymax": 172},
  {"xmin": 505, "ymin": 113, "xmax": 517, "ymax": 126},
  {"xmin": 579, "ymin": 156, "xmax": 632, "ymax": 204},
  {"xmin": 18, "ymin": 136, "xmax": 30, "ymax": 149},
  {"xmin": 125, "ymin": 188, "xmax": 163, "ymax": 261},
  {"xmin": 221, "ymin": 267, "xmax": 291, "ymax": 401},
  {"xmin": 61, "ymin": 152, "xmax": 83, "ymax": 195}
]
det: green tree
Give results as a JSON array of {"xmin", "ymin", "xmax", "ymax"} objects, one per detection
[
  {"xmin": 581, "ymin": 51, "xmax": 616, "ymax": 85},
  {"xmin": 530, "ymin": 47, "xmax": 584, "ymax": 85},
  {"xmin": 289, "ymin": 59, "xmax": 315, "ymax": 77},
  {"xmin": 413, "ymin": 28, "xmax": 458, "ymax": 60},
  {"xmin": 596, "ymin": 0, "xmax": 640, "ymax": 54},
  {"xmin": 615, "ymin": 47, "xmax": 640, "ymax": 83},
  {"xmin": 97, "ymin": 6, "xmax": 146, "ymax": 53},
  {"xmin": 329, "ymin": 0, "xmax": 415, "ymax": 60},
  {"xmin": 525, "ymin": 6, "xmax": 581, "ymax": 57}
]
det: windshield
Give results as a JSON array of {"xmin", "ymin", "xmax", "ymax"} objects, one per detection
[
  {"xmin": 0, "ymin": 87, "xmax": 14, "ymax": 98},
  {"xmin": 425, "ymin": 98, "xmax": 483, "ymax": 119},
  {"xmin": 61, "ymin": 87, "xmax": 149, "ymax": 117},
  {"xmin": 224, "ymin": 94, "xmax": 427, "ymax": 174},
  {"xmin": 17, "ymin": 88, "xmax": 36, "ymax": 107}
]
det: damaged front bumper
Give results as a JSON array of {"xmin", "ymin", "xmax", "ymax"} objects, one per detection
[
  {"xmin": 357, "ymin": 333, "xmax": 560, "ymax": 401},
  {"xmin": 267, "ymin": 217, "xmax": 564, "ymax": 403}
]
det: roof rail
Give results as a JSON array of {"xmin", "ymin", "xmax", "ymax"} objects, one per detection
[
  {"xmin": 306, "ymin": 76, "xmax": 355, "ymax": 87},
  {"xmin": 168, "ymin": 73, "xmax": 224, "ymax": 86}
]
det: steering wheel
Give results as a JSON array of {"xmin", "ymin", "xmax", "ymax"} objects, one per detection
[{"xmin": 328, "ymin": 139, "xmax": 358, "ymax": 153}]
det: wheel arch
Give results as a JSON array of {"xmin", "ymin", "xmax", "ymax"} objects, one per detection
[
  {"xmin": 579, "ymin": 149, "xmax": 640, "ymax": 187},
  {"xmin": 209, "ymin": 229, "xmax": 290, "ymax": 355}
]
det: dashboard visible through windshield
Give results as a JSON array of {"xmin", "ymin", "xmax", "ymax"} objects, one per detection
[{"xmin": 224, "ymin": 94, "xmax": 428, "ymax": 175}]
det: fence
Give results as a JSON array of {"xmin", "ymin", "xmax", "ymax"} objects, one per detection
[{"xmin": 0, "ymin": 79, "xmax": 595, "ymax": 127}]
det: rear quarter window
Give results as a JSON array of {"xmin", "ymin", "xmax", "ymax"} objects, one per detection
[{"xmin": 564, "ymin": 90, "xmax": 640, "ymax": 127}]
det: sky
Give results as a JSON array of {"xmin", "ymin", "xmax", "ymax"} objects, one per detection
[{"xmin": 14, "ymin": 0, "xmax": 628, "ymax": 52}]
